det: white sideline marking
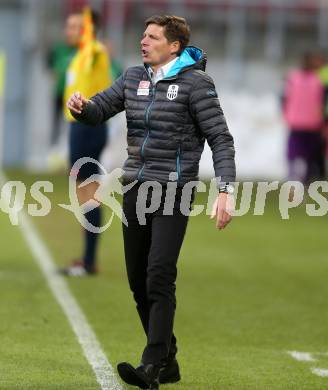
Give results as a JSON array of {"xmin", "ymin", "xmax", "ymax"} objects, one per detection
[
  {"xmin": 288, "ymin": 351, "xmax": 316, "ymax": 362},
  {"xmin": 288, "ymin": 351, "xmax": 328, "ymax": 379},
  {"xmin": 311, "ymin": 368, "xmax": 328, "ymax": 377},
  {"xmin": 0, "ymin": 173, "xmax": 122, "ymax": 390}
]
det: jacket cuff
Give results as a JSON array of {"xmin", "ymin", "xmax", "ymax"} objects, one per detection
[{"xmin": 216, "ymin": 177, "xmax": 236, "ymax": 190}]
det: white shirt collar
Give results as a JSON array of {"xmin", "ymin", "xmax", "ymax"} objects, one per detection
[{"xmin": 148, "ymin": 56, "xmax": 179, "ymax": 82}]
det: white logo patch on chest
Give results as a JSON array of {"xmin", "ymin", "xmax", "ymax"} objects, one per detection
[
  {"xmin": 167, "ymin": 84, "xmax": 179, "ymax": 100},
  {"xmin": 137, "ymin": 80, "xmax": 150, "ymax": 96}
]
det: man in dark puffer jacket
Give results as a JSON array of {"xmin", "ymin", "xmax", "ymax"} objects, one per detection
[{"xmin": 68, "ymin": 15, "xmax": 235, "ymax": 390}]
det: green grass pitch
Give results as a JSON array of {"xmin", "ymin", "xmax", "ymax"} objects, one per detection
[{"xmin": 1, "ymin": 170, "xmax": 328, "ymax": 389}]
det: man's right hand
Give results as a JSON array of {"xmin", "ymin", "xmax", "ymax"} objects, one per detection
[{"xmin": 67, "ymin": 91, "xmax": 89, "ymax": 114}]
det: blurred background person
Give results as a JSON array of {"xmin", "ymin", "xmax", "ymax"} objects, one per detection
[
  {"xmin": 282, "ymin": 51, "xmax": 326, "ymax": 186},
  {"xmin": 47, "ymin": 13, "xmax": 80, "ymax": 149},
  {"xmin": 60, "ymin": 7, "xmax": 111, "ymax": 276},
  {"xmin": 318, "ymin": 55, "xmax": 328, "ymax": 174}
]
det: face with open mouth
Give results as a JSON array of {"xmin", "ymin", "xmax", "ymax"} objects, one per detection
[{"xmin": 140, "ymin": 24, "xmax": 180, "ymax": 71}]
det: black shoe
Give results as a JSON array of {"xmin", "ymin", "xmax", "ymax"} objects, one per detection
[
  {"xmin": 159, "ymin": 358, "xmax": 181, "ymax": 384},
  {"xmin": 117, "ymin": 362, "xmax": 160, "ymax": 389}
]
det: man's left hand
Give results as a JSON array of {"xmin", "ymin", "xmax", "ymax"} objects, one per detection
[{"xmin": 210, "ymin": 193, "xmax": 234, "ymax": 230}]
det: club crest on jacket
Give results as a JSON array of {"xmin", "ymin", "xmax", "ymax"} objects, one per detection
[{"xmin": 167, "ymin": 84, "xmax": 179, "ymax": 100}]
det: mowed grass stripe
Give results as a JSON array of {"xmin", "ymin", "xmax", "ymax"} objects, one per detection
[
  {"xmin": 0, "ymin": 208, "xmax": 101, "ymax": 389},
  {"xmin": 0, "ymin": 172, "xmax": 122, "ymax": 390}
]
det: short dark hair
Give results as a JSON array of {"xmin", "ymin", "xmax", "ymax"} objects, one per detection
[{"xmin": 145, "ymin": 15, "xmax": 190, "ymax": 55}]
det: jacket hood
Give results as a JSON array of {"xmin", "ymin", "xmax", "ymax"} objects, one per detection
[{"xmin": 165, "ymin": 46, "xmax": 207, "ymax": 78}]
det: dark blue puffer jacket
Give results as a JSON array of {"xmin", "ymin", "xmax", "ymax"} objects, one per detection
[{"xmin": 73, "ymin": 46, "xmax": 236, "ymax": 186}]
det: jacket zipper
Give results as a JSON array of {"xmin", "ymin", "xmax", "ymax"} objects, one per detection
[
  {"xmin": 138, "ymin": 85, "xmax": 156, "ymax": 180},
  {"xmin": 176, "ymin": 145, "xmax": 181, "ymax": 183}
]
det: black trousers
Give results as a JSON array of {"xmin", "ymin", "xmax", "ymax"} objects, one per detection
[{"xmin": 122, "ymin": 183, "xmax": 193, "ymax": 364}]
